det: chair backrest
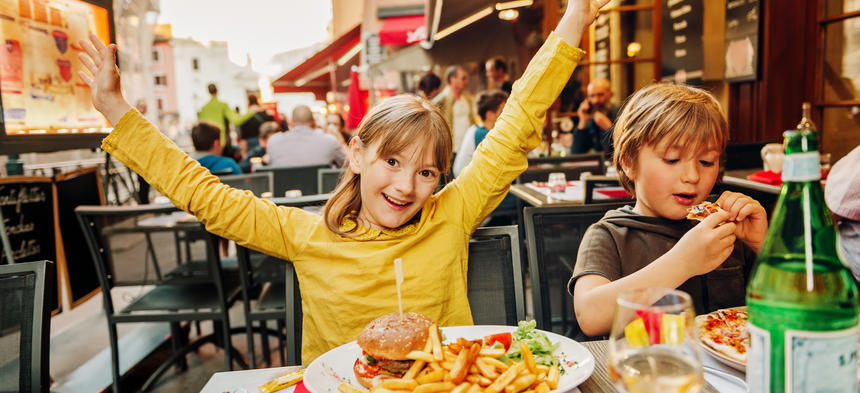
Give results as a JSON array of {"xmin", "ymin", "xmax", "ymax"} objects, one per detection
[
  {"xmin": 257, "ymin": 164, "xmax": 330, "ymax": 197},
  {"xmin": 317, "ymin": 168, "xmax": 346, "ymax": 194},
  {"xmin": 219, "ymin": 172, "xmax": 274, "ymax": 196},
  {"xmin": 583, "ymin": 176, "xmax": 634, "ymax": 204},
  {"xmin": 467, "ymin": 225, "xmax": 525, "ymax": 326},
  {"xmin": 0, "ymin": 260, "xmax": 54, "ymax": 393},
  {"xmin": 523, "ymin": 203, "xmax": 627, "ymax": 340}
]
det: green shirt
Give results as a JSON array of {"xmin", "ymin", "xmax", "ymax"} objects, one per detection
[
  {"xmin": 197, "ymin": 97, "xmax": 252, "ymax": 145},
  {"xmin": 103, "ymin": 32, "xmax": 583, "ymax": 364}
]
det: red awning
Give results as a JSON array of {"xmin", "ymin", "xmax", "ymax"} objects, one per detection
[
  {"xmin": 272, "ymin": 24, "xmax": 361, "ymax": 100},
  {"xmin": 379, "ymin": 14, "xmax": 426, "ymax": 46}
]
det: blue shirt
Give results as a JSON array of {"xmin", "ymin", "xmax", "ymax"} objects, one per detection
[{"xmin": 196, "ymin": 154, "xmax": 241, "ymax": 175}]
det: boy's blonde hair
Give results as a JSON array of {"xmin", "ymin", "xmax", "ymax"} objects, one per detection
[
  {"xmin": 324, "ymin": 95, "xmax": 452, "ymax": 236},
  {"xmin": 612, "ymin": 83, "xmax": 728, "ymax": 195}
]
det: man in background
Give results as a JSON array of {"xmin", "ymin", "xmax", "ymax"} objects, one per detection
[
  {"xmin": 485, "ymin": 57, "xmax": 512, "ymax": 94},
  {"xmin": 198, "ymin": 83, "xmax": 245, "ymax": 159},
  {"xmin": 571, "ymin": 78, "xmax": 618, "ymax": 155},
  {"xmin": 266, "ymin": 105, "xmax": 346, "ymax": 167},
  {"xmin": 433, "ymin": 65, "xmax": 475, "ymax": 154}
]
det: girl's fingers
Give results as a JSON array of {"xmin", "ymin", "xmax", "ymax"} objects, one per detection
[
  {"xmin": 89, "ymin": 32, "xmax": 108, "ymax": 55},
  {"xmin": 79, "ymin": 39, "xmax": 102, "ymax": 69},
  {"xmin": 77, "ymin": 70, "xmax": 94, "ymax": 87},
  {"xmin": 78, "ymin": 52, "xmax": 98, "ymax": 74}
]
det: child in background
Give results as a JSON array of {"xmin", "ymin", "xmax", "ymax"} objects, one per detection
[
  {"xmin": 569, "ymin": 83, "xmax": 768, "ymax": 337},
  {"xmin": 190, "ymin": 121, "xmax": 242, "ymax": 175},
  {"xmin": 452, "ymin": 90, "xmax": 509, "ymax": 176},
  {"xmin": 78, "ymin": 0, "xmax": 610, "ymax": 363}
]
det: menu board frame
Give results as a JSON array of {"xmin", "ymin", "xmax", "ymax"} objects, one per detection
[
  {"xmin": 724, "ymin": 0, "xmax": 759, "ymax": 82},
  {"xmin": 0, "ymin": 175, "xmax": 62, "ymax": 313},
  {"xmin": 0, "ymin": 0, "xmax": 115, "ymax": 154}
]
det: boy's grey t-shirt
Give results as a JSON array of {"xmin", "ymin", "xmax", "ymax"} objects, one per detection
[{"xmin": 569, "ymin": 206, "xmax": 755, "ymax": 314}]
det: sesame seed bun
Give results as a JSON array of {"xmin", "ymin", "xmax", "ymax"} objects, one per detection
[{"xmin": 357, "ymin": 312, "xmax": 433, "ymax": 360}]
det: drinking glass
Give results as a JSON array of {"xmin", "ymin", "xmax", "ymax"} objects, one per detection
[
  {"xmin": 547, "ymin": 172, "xmax": 566, "ymax": 193},
  {"xmin": 608, "ymin": 288, "xmax": 704, "ymax": 393}
]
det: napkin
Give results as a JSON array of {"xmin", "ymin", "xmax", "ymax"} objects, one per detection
[
  {"xmin": 294, "ymin": 381, "xmax": 310, "ymax": 393},
  {"xmin": 746, "ymin": 170, "xmax": 782, "ymax": 186}
]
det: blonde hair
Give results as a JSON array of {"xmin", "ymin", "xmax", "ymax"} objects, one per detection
[
  {"xmin": 323, "ymin": 95, "xmax": 452, "ymax": 236},
  {"xmin": 612, "ymin": 83, "xmax": 728, "ymax": 195}
]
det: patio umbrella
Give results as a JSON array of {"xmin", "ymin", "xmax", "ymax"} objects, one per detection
[{"xmin": 346, "ymin": 68, "xmax": 367, "ymax": 129}]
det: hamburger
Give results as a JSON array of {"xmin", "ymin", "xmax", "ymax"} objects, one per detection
[{"xmin": 354, "ymin": 312, "xmax": 434, "ymax": 388}]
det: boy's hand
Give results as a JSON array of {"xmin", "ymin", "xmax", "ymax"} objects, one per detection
[
  {"xmin": 716, "ymin": 191, "xmax": 768, "ymax": 253},
  {"xmin": 672, "ymin": 210, "xmax": 737, "ymax": 276},
  {"xmin": 78, "ymin": 33, "xmax": 131, "ymax": 125}
]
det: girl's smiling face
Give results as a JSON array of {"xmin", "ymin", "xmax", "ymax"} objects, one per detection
[
  {"xmin": 349, "ymin": 138, "xmax": 440, "ymax": 230},
  {"xmin": 626, "ymin": 140, "xmax": 721, "ymax": 219}
]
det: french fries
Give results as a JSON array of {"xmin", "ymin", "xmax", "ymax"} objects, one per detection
[{"xmin": 345, "ymin": 325, "xmax": 564, "ymax": 393}]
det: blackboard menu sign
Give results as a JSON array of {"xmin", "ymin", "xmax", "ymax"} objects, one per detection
[
  {"xmin": 54, "ymin": 167, "xmax": 103, "ymax": 306},
  {"xmin": 724, "ymin": 0, "xmax": 759, "ymax": 81},
  {"xmin": 0, "ymin": 176, "xmax": 60, "ymax": 312},
  {"xmin": 661, "ymin": 0, "xmax": 704, "ymax": 85}
]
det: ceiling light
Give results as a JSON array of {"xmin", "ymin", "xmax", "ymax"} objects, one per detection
[
  {"xmin": 434, "ymin": 6, "xmax": 493, "ymax": 41},
  {"xmin": 498, "ymin": 9, "xmax": 519, "ymax": 21},
  {"xmin": 495, "ymin": 0, "xmax": 533, "ymax": 11}
]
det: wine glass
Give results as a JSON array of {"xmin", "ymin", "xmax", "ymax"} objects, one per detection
[{"xmin": 607, "ymin": 288, "xmax": 704, "ymax": 393}]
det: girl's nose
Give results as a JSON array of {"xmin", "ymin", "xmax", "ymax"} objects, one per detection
[{"xmin": 393, "ymin": 172, "xmax": 414, "ymax": 195}]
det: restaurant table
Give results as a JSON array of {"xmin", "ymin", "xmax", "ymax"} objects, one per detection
[
  {"xmin": 721, "ymin": 169, "xmax": 781, "ymax": 195},
  {"xmin": 510, "ymin": 183, "xmax": 586, "ymax": 207},
  {"xmin": 201, "ymin": 340, "xmax": 741, "ymax": 393}
]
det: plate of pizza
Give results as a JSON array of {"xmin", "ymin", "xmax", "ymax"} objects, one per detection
[{"xmin": 694, "ymin": 307, "xmax": 748, "ymax": 371}]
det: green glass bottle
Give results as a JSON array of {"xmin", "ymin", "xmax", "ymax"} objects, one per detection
[{"xmin": 746, "ymin": 108, "xmax": 859, "ymax": 393}]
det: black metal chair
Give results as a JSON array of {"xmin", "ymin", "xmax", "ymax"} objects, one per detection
[
  {"xmin": 523, "ymin": 203, "xmax": 627, "ymax": 340},
  {"xmin": 0, "ymin": 260, "xmax": 54, "ymax": 393},
  {"xmin": 219, "ymin": 172, "xmax": 274, "ymax": 196},
  {"xmin": 234, "ymin": 194, "xmax": 329, "ymax": 368},
  {"xmin": 317, "ymin": 167, "xmax": 346, "ymax": 194},
  {"xmin": 467, "ymin": 225, "xmax": 525, "ymax": 326},
  {"xmin": 257, "ymin": 164, "xmax": 330, "ymax": 196},
  {"xmin": 76, "ymin": 204, "xmax": 244, "ymax": 392}
]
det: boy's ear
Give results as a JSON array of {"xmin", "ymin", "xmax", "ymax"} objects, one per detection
[{"xmin": 347, "ymin": 137, "xmax": 362, "ymax": 174}]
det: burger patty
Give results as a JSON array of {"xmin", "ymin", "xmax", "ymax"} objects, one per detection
[{"xmin": 377, "ymin": 358, "xmax": 414, "ymax": 376}]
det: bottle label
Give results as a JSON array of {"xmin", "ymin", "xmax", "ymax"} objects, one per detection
[
  {"xmin": 785, "ymin": 326, "xmax": 858, "ymax": 393},
  {"xmin": 782, "ymin": 152, "xmax": 820, "ymax": 182},
  {"xmin": 747, "ymin": 323, "xmax": 771, "ymax": 393}
]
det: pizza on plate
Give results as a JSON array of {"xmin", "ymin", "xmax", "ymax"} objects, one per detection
[
  {"xmin": 695, "ymin": 307, "xmax": 748, "ymax": 364},
  {"xmin": 686, "ymin": 201, "xmax": 722, "ymax": 221}
]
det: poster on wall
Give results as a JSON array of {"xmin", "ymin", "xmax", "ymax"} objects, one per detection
[
  {"xmin": 724, "ymin": 0, "xmax": 759, "ymax": 82},
  {"xmin": 0, "ymin": 0, "xmax": 113, "ymax": 154},
  {"xmin": 660, "ymin": 0, "xmax": 704, "ymax": 85}
]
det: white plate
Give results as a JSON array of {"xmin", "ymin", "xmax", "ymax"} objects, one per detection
[{"xmin": 303, "ymin": 325, "xmax": 595, "ymax": 393}]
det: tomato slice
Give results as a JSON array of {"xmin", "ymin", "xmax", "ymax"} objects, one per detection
[
  {"xmin": 353, "ymin": 358, "xmax": 380, "ymax": 378},
  {"xmin": 484, "ymin": 332, "xmax": 512, "ymax": 351}
]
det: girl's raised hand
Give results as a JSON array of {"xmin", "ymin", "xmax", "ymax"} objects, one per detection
[
  {"xmin": 672, "ymin": 209, "xmax": 737, "ymax": 276},
  {"xmin": 78, "ymin": 33, "xmax": 131, "ymax": 125},
  {"xmin": 556, "ymin": 0, "xmax": 611, "ymax": 45},
  {"xmin": 716, "ymin": 191, "xmax": 768, "ymax": 253}
]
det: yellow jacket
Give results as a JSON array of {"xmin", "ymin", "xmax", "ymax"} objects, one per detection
[{"xmin": 102, "ymin": 32, "xmax": 583, "ymax": 364}]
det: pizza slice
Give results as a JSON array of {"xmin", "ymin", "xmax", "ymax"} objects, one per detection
[
  {"xmin": 695, "ymin": 307, "xmax": 749, "ymax": 364},
  {"xmin": 686, "ymin": 201, "xmax": 722, "ymax": 221}
]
